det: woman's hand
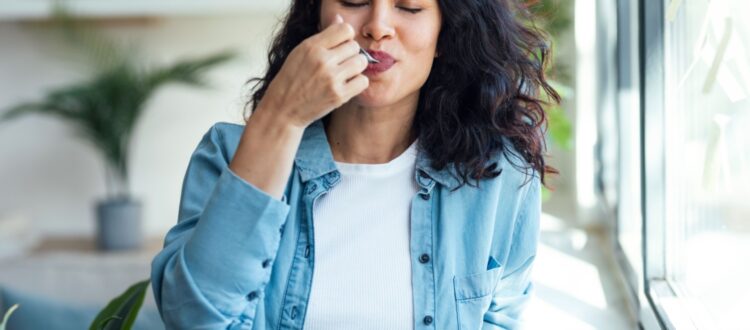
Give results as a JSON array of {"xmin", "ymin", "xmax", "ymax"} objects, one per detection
[
  {"xmin": 257, "ymin": 14, "xmax": 370, "ymax": 129},
  {"xmin": 230, "ymin": 14, "xmax": 367, "ymax": 199}
]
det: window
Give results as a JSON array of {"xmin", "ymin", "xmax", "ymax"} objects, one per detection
[
  {"xmin": 615, "ymin": 0, "xmax": 643, "ymax": 290},
  {"xmin": 662, "ymin": 0, "xmax": 750, "ymax": 327},
  {"xmin": 613, "ymin": 0, "xmax": 750, "ymax": 328}
]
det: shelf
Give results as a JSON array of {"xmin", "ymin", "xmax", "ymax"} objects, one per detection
[
  {"xmin": 0, "ymin": 0, "xmax": 292, "ymax": 21},
  {"xmin": 30, "ymin": 235, "xmax": 164, "ymax": 255}
]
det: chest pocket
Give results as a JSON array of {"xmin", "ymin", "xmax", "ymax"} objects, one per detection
[{"xmin": 453, "ymin": 264, "xmax": 504, "ymax": 330}]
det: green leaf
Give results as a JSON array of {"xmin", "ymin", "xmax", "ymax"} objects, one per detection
[
  {"xmin": 541, "ymin": 185, "xmax": 552, "ymax": 202},
  {"xmin": 1, "ymin": 50, "xmax": 233, "ymax": 196},
  {"xmin": 528, "ymin": 0, "xmax": 574, "ymax": 40},
  {"xmin": 1, "ymin": 4, "xmax": 234, "ymax": 198},
  {"xmin": 50, "ymin": 4, "xmax": 133, "ymax": 71},
  {"xmin": 547, "ymin": 104, "xmax": 573, "ymax": 150},
  {"xmin": 89, "ymin": 279, "xmax": 150, "ymax": 330},
  {"xmin": 146, "ymin": 51, "xmax": 236, "ymax": 89},
  {"xmin": 0, "ymin": 304, "xmax": 19, "ymax": 330},
  {"xmin": 0, "ymin": 103, "xmax": 47, "ymax": 122}
]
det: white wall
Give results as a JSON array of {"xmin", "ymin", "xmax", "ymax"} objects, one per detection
[{"xmin": 0, "ymin": 14, "xmax": 281, "ymax": 237}]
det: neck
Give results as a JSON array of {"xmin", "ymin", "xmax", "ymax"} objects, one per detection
[{"xmin": 324, "ymin": 96, "xmax": 418, "ymax": 164}]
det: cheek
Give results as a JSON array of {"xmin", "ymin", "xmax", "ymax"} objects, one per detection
[
  {"xmin": 403, "ymin": 24, "xmax": 439, "ymax": 70},
  {"xmin": 318, "ymin": 2, "xmax": 338, "ymax": 29},
  {"xmin": 404, "ymin": 24, "xmax": 440, "ymax": 57},
  {"xmin": 400, "ymin": 31, "xmax": 438, "ymax": 83}
]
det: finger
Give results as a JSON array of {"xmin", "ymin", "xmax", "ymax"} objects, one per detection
[
  {"xmin": 325, "ymin": 13, "xmax": 344, "ymax": 31},
  {"xmin": 336, "ymin": 53, "xmax": 369, "ymax": 82},
  {"xmin": 315, "ymin": 18, "xmax": 355, "ymax": 49},
  {"xmin": 328, "ymin": 39, "xmax": 361, "ymax": 65},
  {"xmin": 314, "ymin": 13, "xmax": 343, "ymax": 33},
  {"xmin": 343, "ymin": 74, "xmax": 369, "ymax": 97}
]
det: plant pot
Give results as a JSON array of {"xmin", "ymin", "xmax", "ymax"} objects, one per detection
[{"xmin": 95, "ymin": 197, "xmax": 143, "ymax": 251}]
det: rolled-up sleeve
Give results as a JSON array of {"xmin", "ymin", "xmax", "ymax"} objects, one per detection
[
  {"xmin": 482, "ymin": 175, "xmax": 541, "ymax": 329},
  {"xmin": 150, "ymin": 124, "xmax": 290, "ymax": 329}
]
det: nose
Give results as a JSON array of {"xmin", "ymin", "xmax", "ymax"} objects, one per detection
[{"xmin": 360, "ymin": 4, "xmax": 395, "ymax": 42}]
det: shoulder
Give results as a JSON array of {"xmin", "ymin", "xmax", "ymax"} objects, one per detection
[
  {"xmin": 205, "ymin": 121, "xmax": 245, "ymax": 145},
  {"xmin": 194, "ymin": 121, "xmax": 246, "ymax": 163},
  {"xmin": 488, "ymin": 136, "xmax": 540, "ymax": 193}
]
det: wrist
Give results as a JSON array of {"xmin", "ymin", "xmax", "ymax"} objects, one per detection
[
  {"xmin": 247, "ymin": 104, "xmax": 305, "ymax": 141},
  {"xmin": 254, "ymin": 96, "xmax": 307, "ymax": 131}
]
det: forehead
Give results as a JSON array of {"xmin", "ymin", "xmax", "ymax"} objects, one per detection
[{"xmin": 320, "ymin": 0, "xmax": 441, "ymax": 6}]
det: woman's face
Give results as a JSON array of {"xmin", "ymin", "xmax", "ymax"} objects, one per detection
[{"xmin": 320, "ymin": 0, "xmax": 442, "ymax": 109}]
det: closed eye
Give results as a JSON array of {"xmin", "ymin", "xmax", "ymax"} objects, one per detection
[{"xmin": 339, "ymin": 1, "xmax": 423, "ymax": 14}]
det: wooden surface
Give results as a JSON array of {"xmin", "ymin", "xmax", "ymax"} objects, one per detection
[
  {"xmin": 1, "ymin": 235, "xmax": 164, "ymax": 305},
  {"xmin": 31, "ymin": 235, "xmax": 164, "ymax": 255}
]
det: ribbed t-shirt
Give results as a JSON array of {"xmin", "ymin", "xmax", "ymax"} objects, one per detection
[{"xmin": 303, "ymin": 140, "xmax": 419, "ymax": 330}]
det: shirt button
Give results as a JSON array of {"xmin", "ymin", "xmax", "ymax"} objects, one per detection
[
  {"xmin": 419, "ymin": 253, "xmax": 430, "ymax": 264},
  {"xmin": 423, "ymin": 315, "xmax": 433, "ymax": 325},
  {"xmin": 262, "ymin": 258, "xmax": 272, "ymax": 268},
  {"xmin": 246, "ymin": 291, "xmax": 258, "ymax": 301},
  {"xmin": 290, "ymin": 306, "xmax": 298, "ymax": 319}
]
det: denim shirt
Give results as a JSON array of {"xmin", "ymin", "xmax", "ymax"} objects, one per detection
[{"xmin": 150, "ymin": 119, "xmax": 541, "ymax": 330}]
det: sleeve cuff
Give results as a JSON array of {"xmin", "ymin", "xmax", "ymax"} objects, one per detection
[{"xmin": 182, "ymin": 166, "xmax": 291, "ymax": 309}]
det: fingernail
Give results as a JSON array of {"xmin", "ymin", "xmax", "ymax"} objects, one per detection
[{"xmin": 334, "ymin": 14, "xmax": 343, "ymax": 23}]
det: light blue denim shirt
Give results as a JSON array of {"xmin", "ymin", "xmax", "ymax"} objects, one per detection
[{"xmin": 150, "ymin": 119, "xmax": 541, "ymax": 330}]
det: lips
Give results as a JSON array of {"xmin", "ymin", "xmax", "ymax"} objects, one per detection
[{"xmin": 364, "ymin": 49, "xmax": 396, "ymax": 75}]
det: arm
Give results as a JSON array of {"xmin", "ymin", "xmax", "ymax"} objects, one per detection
[
  {"xmin": 482, "ymin": 176, "xmax": 541, "ymax": 330},
  {"xmin": 150, "ymin": 119, "xmax": 297, "ymax": 329}
]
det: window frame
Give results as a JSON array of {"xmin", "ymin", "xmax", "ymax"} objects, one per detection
[{"xmin": 626, "ymin": 0, "xmax": 728, "ymax": 328}]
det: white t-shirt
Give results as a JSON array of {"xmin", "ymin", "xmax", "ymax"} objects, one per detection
[{"xmin": 304, "ymin": 140, "xmax": 419, "ymax": 330}]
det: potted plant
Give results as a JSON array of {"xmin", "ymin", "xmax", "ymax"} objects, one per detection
[{"xmin": 0, "ymin": 11, "xmax": 234, "ymax": 250}]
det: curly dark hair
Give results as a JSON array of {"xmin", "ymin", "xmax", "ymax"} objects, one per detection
[{"xmin": 246, "ymin": 0, "xmax": 560, "ymax": 190}]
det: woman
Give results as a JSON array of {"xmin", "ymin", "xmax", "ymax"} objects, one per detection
[{"xmin": 151, "ymin": 0, "xmax": 559, "ymax": 329}]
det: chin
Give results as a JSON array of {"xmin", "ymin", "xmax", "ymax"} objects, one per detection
[{"xmin": 350, "ymin": 91, "xmax": 393, "ymax": 108}]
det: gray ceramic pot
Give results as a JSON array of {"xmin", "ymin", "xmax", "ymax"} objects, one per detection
[{"xmin": 96, "ymin": 197, "xmax": 143, "ymax": 251}]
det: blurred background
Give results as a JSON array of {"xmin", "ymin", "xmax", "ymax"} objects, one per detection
[{"xmin": 0, "ymin": 0, "xmax": 748, "ymax": 329}]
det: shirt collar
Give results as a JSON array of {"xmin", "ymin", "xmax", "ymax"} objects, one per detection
[{"xmin": 293, "ymin": 119, "xmax": 461, "ymax": 190}]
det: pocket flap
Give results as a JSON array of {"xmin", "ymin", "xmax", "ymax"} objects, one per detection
[{"xmin": 453, "ymin": 265, "xmax": 504, "ymax": 300}]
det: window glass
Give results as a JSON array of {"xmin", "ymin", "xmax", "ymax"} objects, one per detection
[{"xmin": 663, "ymin": 0, "xmax": 750, "ymax": 327}]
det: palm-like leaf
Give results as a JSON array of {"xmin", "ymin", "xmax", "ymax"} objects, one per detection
[
  {"xmin": 147, "ymin": 51, "xmax": 236, "ymax": 89},
  {"xmin": 0, "ymin": 2, "xmax": 234, "ymax": 196},
  {"xmin": 0, "ymin": 17, "xmax": 234, "ymax": 198},
  {"xmin": 0, "ymin": 304, "xmax": 20, "ymax": 330},
  {"xmin": 51, "ymin": 3, "xmax": 130, "ymax": 71},
  {"xmin": 88, "ymin": 280, "xmax": 150, "ymax": 330}
]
